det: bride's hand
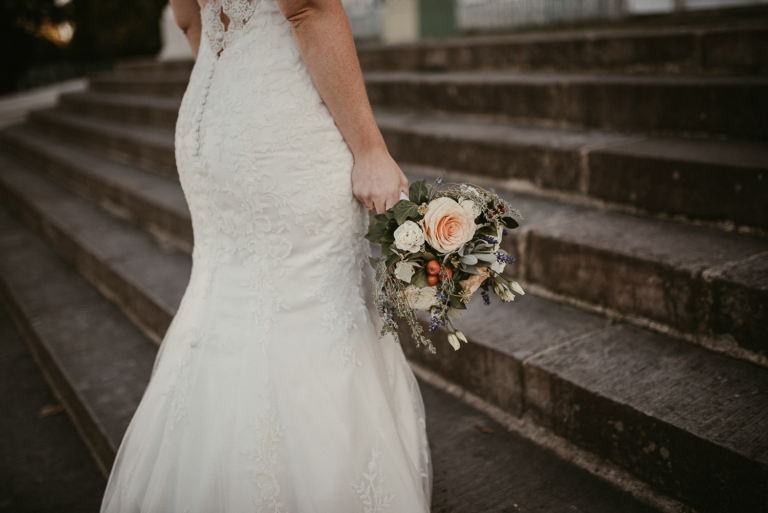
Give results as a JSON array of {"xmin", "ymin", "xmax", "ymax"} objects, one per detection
[{"xmin": 351, "ymin": 149, "xmax": 409, "ymax": 215}]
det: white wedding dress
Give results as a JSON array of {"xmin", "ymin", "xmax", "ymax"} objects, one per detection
[{"xmin": 100, "ymin": 0, "xmax": 432, "ymax": 511}]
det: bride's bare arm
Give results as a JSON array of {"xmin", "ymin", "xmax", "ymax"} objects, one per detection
[
  {"xmin": 170, "ymin": 0, "xmax": 202, "ymax": 59},
  {"xmin": 276, "ymin": 0, "xmax": 408, "ymax": 214}
]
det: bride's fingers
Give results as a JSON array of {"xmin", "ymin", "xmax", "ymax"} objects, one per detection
[
  {"xmin": 373, "ymin": 196, "xmax": 387, "ymax": 215},
  {"xmin": 400, "ymin": 175, "xmax": 409, "ymax": 196},
  {"xmin": 384, "ymin": 190, "xmax": 400, "ymax": 211}
]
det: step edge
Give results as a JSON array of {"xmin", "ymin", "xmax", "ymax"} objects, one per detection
[{"xmin": 0, "ymin": 277, "xmax": 116, "ymax": 477}]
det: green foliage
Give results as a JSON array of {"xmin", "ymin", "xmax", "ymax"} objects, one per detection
[
  {"xmin": 0, "ymin": 0, "xmax": 165, "ymax": 94},
  {"xmin": 502, "ymin": 215, "xmax": 520, "ymax": 229},
  {"xmin": 449, "ymin": 294, "xmax": 467, "ymax": 310},
  {"xmin": 364, "ymin": 217, "xmax": 389, "ymax": 244},
  {"xmin": 409, "ymin": 179, "xmax": 428, "ymax": 205},
  {"xmin": 411, "ymin": 268, "xmax": 429, "ymax": 288},
  {"xmin": 477, "ymin": 224, "xmax": 498, "ymax": 236},
  {"xmin": 392, "ymin": 199, "xmax": 421, "ymax": 224},
  {"xmin": 70, "ymin": 0, "xmax": 166, "ymax": 59}
]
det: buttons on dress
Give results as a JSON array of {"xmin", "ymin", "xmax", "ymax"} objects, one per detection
[{"xmin": 191, "ymin": 61, "xmax": 217, "ymax": 157}]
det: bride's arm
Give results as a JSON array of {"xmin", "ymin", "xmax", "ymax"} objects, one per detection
[
  {"xmin": 170, "ymin": 0, "xmax": 202, "ymax": 59},
  {"xmin": 276, "ymin": 0, "xmax": 409, "ymax": 215}
]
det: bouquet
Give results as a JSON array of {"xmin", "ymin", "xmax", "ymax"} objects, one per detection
[{"xmin": 366, "ymin": 175, "xmax": 525, "ymax": 353}]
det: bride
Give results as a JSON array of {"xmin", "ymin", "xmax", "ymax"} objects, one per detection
[{"xmin": 100, "ymin": 0, "xmax": 432, "ymax": 511}]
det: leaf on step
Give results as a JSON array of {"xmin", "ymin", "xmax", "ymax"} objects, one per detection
[
  {"xmin": 473, "ymin": 424, "xmax": 494, "ymax": 435},
  {"xmin": 38, "ymin": 404, "xmax": 64, "ymax": 418}
]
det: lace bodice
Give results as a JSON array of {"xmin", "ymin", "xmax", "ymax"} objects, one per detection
[{"xmin": 201, "ymin": 0, "xmax": 258, "ymax": 58}]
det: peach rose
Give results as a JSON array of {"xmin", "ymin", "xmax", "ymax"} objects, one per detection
[
  {"xmin": 459, "ymin": 267, "xmax": 488, "ymax": 294},
  {"xmin": 419, "ymin": 197, "xmax": 477, "ymax": 254}
]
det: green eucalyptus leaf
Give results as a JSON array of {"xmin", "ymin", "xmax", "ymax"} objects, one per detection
[
  {"xmin": 368, "ymin": 257, "xmax": 380, "ymax": 269},
  {"xmin": 474, "ymin": 253, "xmax": 497, "ymax": 263},
  {"xmin": 461, "ymin": 255, "xmax": 478, "ymax": 265}
]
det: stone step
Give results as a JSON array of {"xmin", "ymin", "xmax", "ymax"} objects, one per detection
[
  {"xmin": 409, "ymin": 166, "xmax": 768, "ymax": 361},
  {"xmin": 0, "ymin": 303, "xmax": 105, "ymax": 510},
  {"xmin": 357, "ymin": 24, "xmax": 768, "ymax": 75},
  {"xmin": 364, "ymin": 71, "xmax": 768, "ymax": 141},
  {"xmin": 377, "ymin": 112, "xmax": 768, "ymax": 230},
  {"xmin": 0, "ymin": 205, "xmax": 659, "ymax": 513},
  {"xmin": 3, "ymin": 116, "xmax": 765, "ymax": 357},
  {"xmin": 85, "ymin": 70, "xmax": 768, "ymax": 140},
  {"xmin": 89, "ymin": 72, "xmax": 191, "ymax": 99},
  {"xmin": 115, "ymin": 23, "xmax": 768, "ymax": 76},
  {"xmin": 0, "ymin": 205, "xmax": 158, "ymax": 473},
  {"xmin": 27, "ymin": 109, "xmax": 177, "ymax": 177},
  {"xmin": 115, "ymin": 58, "xmax": 194, "ymax": 75},
  {"xmin": 31, "ymin": 94, "xmax": 768, "ymax": 230},
  {"xmin": 0, "ymin": 155, "xmax": 764, "ymax": 513},
  {"xmin": 398, "ymin": 298, "xmax": 768, "ymax": 513},
  {"xmin": 0, "ymin": 124, "xmax": 192, "ymax": 249},
  {"xmin": 0, "ymin": 154, "xmax": 190, "ymax": 342},
  {"xmin": 59, "ymin": 91, "xmax": 181, "ymax": 129}
]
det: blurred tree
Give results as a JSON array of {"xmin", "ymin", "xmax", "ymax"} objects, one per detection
[
  {"xmin": 0, "ymin": 0, "xmax": 71, "ymax": 94},
  {"xmin": 69, "ymin": 0, "xmax": 166, "ymax": 59},
  {"xmin": 1, "ymin": 0, "xmax": 167, "ymax": 95}
]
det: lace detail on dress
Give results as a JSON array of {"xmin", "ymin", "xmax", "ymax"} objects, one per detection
[
  {"xmin": 202, "ymin": 0, "xmax": 259, "ymax": 58},
  {"xmin": 241, "ymin": 381, "xmax": 286, "ymax": 513},
  {"xmin": 97, "ymin": 2, "xmax": 433, "ymax": 509},
  {"xmin": 351, "ymin": 442, "xmax": 395, "ymax": 513},
  {"xmin": 162, "ymin": 328, "xmax": 204, "ymax": 435}
]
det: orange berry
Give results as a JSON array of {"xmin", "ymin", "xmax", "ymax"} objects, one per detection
[
  {"xmin": 426, "ymin": 260, "xmax": 440, "ymax": 276},
  {"xmin": 427, "ymin": 275, "xmax": 438, "ymax": 286}
]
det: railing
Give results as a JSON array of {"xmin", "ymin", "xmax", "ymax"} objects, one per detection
[
  {"xmin": 346, "ymin": 1, "xmax": 384, "ymax": 41},
  {"xmin": 344, "ymin": 0, "xmax": 768, "ymax": 40},
  {"xmin": 458, "ymin": 0, "xmax": 623, "ymax": 31}
]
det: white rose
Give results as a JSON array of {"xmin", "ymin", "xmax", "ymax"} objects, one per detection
[
  {"xmin": 459, "ymin": 199, "xmax": 481, "ymax": 219},
  {"xmin": 394, "ymin": 261, "xmax": 418, "ymax": 283},
  {"xmin": 402, "ymin": 285, "xmax": 438, "ymax": 311},
  {"xmin": 393, "ymin": 220, "xmax": 425, "ymax": 254}
]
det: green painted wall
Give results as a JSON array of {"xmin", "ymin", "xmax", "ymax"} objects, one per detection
[{"xmin": 419, "ymin": 0, "xmax": 456, "ymax": 38}]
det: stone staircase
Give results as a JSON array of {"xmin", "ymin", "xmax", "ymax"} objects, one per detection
[{"xmin": 0, "ymin": 12, "xmax": 767, "ymax": 513}]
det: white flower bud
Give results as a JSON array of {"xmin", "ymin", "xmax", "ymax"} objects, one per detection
[{"xmin": 447, "ymin": 333, "xmax": 460, "ymax": 351}]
